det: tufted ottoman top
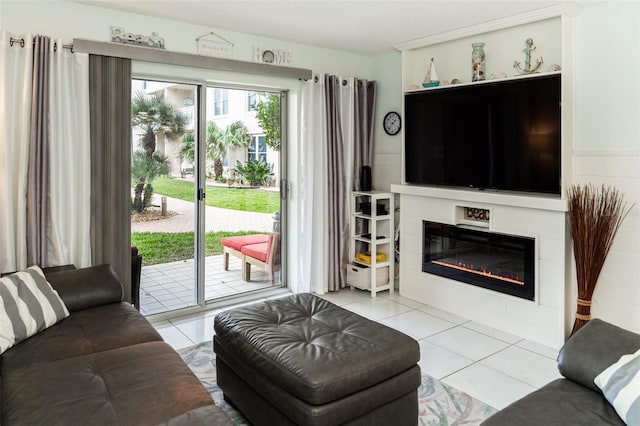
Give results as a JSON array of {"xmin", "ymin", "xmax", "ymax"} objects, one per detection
[{"xmin": 214, "ymin": 293, "xmax": 420, "ymax": 405}]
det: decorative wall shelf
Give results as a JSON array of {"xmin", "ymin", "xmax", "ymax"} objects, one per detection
[
  {"xmin": 398, "ymin": 7, "xmax": 576, "ymax": 196},
  {"xmin": 403, "ymin": 70, "xmax": 562, "ymax": 94}
]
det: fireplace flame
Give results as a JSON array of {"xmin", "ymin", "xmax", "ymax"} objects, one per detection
[{"xmin": 432, "ymin": 260, "xmax": 524, "ymax": 285}]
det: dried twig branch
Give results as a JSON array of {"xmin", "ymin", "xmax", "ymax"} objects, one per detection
[{"xmin": 567, "ymin": 183, "xmax": 632, "ymax": 335}]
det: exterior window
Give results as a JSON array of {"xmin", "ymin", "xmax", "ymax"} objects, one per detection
[
  {"xmin": 248, "ymin": 135, "xmax": 267, "ymax": 162},
  {"xmin": 214, "ymin": 88, "xmax": 228, "ymax": 116},
  {"xmin": 247, "ymin": 91, "xmax": 257, "ymax": 112}
]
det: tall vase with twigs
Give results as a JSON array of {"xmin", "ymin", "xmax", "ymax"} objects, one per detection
[{"xmin": 567, "ymin": 183, "xmax": 632, "ymax": 336}]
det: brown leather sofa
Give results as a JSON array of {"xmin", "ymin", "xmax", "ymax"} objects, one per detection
[{"xmin": 1, "ymin": 264, "xmax": 231, "ymax": 425}]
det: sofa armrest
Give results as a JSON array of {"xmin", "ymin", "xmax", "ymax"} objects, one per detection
[
  {"xmin": 558, "ymin": 318, "xmax": 640, "ymax": 392},
  {"xmin": 44, "ymin": 264, "xmax": 124, "ymax": 312},
  {"xmin": 42, "ymin": 264, "xmax": 77, "ymax": 274}
]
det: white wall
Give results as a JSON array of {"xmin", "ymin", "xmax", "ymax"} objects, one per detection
[
  {"xmin": 573, "ymin": 1, "xmax": 640, "ymax": 333},
  {"xmin": 370, "ymin": 49, "xmax": 403, "ymax": 192}
]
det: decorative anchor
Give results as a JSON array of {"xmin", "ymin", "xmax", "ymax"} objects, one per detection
[{"xmin": 513, "ymin": 38, "xmax": 543, "ymax": 74}]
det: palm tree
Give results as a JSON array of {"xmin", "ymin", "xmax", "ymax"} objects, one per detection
[
  {"xmin": 132, "ymin": 91, "xmax": 188, "ymax": 154},
  {"xmin": 204, "ymin": 121, "xmax": 224, "ymax": 178},
  {"xmin": 178, "ymin": 132, "xmax": 196, "ymax": 178},
  {"xmin": 178, "ymin": 132, "xmax": 196, "ymax": 164},
  {"xmin": 131, "ymin": 91, "xmax": 187, "ymax": 212},
  {"xmin": 131, "ymin": 151, "xmax": 171, "ymax": 213},
  {"xmin": 204, "ymin": 120, "xmax": 251, "ymax": 180},
  {"xmin": 223, "ymin": 120, "xmax": 251, "ymax": 148}
]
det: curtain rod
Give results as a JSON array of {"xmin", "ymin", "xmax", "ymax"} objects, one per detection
[{"xmin": 9, "ymin": 37, "xmax": 73, "ymax": 52}]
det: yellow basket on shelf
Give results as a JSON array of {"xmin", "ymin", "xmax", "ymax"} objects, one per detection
[{"xmin": 355, "ymin": 252, "xmax": 387, "ymax": 265}]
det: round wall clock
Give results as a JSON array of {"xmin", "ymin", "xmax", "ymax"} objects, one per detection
[
  {"xmin": 383, "ymin": 111, "xmax": 401, "ymax": 135},
  {"xmin": 262, "ymin": 50, "xmax": 275, "ymax": 63}
]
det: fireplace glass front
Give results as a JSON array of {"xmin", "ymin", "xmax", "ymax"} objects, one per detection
[{"xmin": 423, "ymin": 221, "xmax": 535, "ymax": 300}]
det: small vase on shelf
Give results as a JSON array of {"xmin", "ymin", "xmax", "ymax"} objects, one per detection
[{"xmin": 471, "ymin": 42, "xmax": 486, "ymax": 82}]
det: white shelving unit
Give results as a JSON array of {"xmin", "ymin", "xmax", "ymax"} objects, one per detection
[{"xmin": 348, "ymin": 191, "xmax": 395, "ymax": 297}]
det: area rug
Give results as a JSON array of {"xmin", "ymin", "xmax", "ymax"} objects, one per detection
[{"xmin": 178, "ymin": 341, "xmax": 497, "ymax": 426}]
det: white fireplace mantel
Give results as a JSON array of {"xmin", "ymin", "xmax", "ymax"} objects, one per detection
[
  {"xmin": 392, "ymin": 185, "xmax": 571, "ymax": 348},
  {"xmin": 391, "ymin": 184, "xmax": 568, "ymax": 213}
]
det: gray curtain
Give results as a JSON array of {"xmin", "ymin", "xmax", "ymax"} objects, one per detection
[
  {"xmin": 324, "ymin": 75, "xmax": 349, "ymax": 292},
  {"xmin": 88, "ymin": 55, "xmax": 132, "ymax": 301},
  {"xmin": 26, "ymin": 35, "xmax": 51, "ymax": 266},
  {"xmin": 353, "ymin": 79, "xmax": 376, "ymax": 191}
]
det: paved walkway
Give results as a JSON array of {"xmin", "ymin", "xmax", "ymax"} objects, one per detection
[{"xmin": 132, "ymin": 195, "xmax": 275, "ymax": 233}]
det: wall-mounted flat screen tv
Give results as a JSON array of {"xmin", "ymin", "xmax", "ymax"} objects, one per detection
[{"xmin": 404, "ymin": 74, "xmax": 561, "ymax": 195}]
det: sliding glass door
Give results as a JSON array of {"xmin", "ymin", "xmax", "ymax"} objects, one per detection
[
  {"xmin": 131, "ymin": 79, "xmax": 200, "ymax": 315},
  {"xmin": 202, "ymin": 86, "xmax": 284, "ymax": 301},
  {"xmin": 131, "ymin": 78, "xmax": 286, "ymax": 316}
]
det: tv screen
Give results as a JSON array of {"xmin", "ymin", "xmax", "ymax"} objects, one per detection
[{"xmin": 404, "ymin": 74, "xmax": 561, "ymax": 195}]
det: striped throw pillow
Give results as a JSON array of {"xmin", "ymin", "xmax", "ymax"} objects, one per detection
[
  {"xmin": 594, "ymin": 349, "xmax": 640, "ymax": 425},
  {"xmin": 0, "ymin": 266, "xmax": 70, "ymax": 354}
]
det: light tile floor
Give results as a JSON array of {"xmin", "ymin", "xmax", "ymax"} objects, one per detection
[{"xmin": 150, "ymin": 288, "xmax": 561, "ymax": 410}]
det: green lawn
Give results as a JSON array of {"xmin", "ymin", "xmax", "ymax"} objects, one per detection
[
  {"xmin": 132, "ymin": 231, "xmax": 264, "ymax": 265},
  {"xmin": 150, "ymin": 177, "xmax": 280, "ymax": 213}
]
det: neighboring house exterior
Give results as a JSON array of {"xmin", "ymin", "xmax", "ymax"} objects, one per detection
[
  {"xmin": 207, "ymin": 87, "xmax": 280, "ymax": 185},
  {"xmin": 132, "ymin": 80, "xmax": 279, "ymax": 185}
]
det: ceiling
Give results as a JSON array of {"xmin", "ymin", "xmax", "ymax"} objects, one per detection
[{"xmin": 72, "ymin": 0, "xmax": 577, "ymax": 55}]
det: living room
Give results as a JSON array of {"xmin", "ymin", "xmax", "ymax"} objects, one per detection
[
  {"xmin": 4, "ymin": 0, "xmax": 635, "ymax": 329},
  {"xmin": 1, "ymin": 1, "xmax": 638, "ymax": 425}
]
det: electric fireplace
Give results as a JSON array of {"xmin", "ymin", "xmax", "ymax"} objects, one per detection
[{"xmin": 423, "ymin": 221, "xmax": 535, "ymax": 300}]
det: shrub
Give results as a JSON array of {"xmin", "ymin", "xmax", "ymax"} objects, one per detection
[{"xmin": 233, "ymin": 159, "xmax": 274, "ymax": 187}]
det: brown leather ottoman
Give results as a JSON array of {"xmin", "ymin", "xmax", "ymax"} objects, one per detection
[{"xmin": 213, "ymin": 293, "xmax": 421, "ymax": 425}]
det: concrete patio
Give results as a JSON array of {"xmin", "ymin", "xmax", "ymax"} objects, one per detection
[{"xmin": 140, "ymin": 253, "xmax": 279, "ymax": 316}]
